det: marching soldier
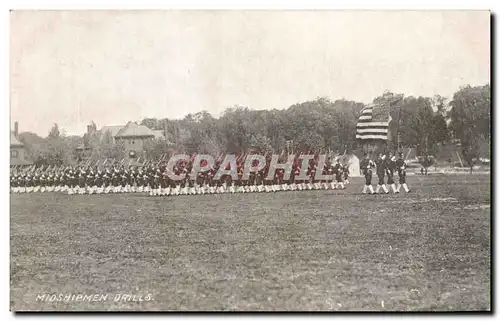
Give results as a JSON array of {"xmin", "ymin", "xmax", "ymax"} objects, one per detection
[
  {"xmin": 386, "ymin": 152, "xmax": 397, "ymax": 193},
  {"xmin": 66, "ymin": 169, "xmax": 74, "ymax": 195},
  {"xmin": 183, "ymin": 167, "xmax": 191, "ymax": 195},
  {"xmin": 136, "ymin": 168, "xmax": 145, "ymax": 193},
  {"xmin": 375, "ymin": 153, "xmax": 389, "ymax": 194},
  {"xmin": 17, "ymin": 173, "xmax": 24, "ymax": 193},
  {"xmin": 360, "ymin": 153, "xmax": 375, "ymax": 194},
  {"xmin": 17, "ymin": 174, "xmax": 24, "ymax": 193},
  {"xmin": 327, "ymin": 160, "xmax": 336, "ymax": 190},
  {"xmin": 309, "ymin": 160, "xmax": 318, "ymax": 190},
  {"xmin": 95, "ymin": 169, "xmax": 104, "ymax": 194},
  {"xmin": 24, "ymin": 173, "xmax": 31, "ymax": 193},
  {"xmin": 130, "ymin": 167, "xmax": 139, "ymax": 193},
  {"xmin": 295, "ymin": 162, "xmax": 305, "ymax": 191},
  {"xmin": 306, "ymin": 159, "xmax": 315, "ymax": 190},
  {"xmin": 320, "ymin": 160, "xmax": 331, "ymax": 190},
  {"xmin": 248, "ymin": 170, "xmax": 256, "ymax": 193},
  {"xmin": 151, "ymin": 169, "xmax": 161, "ymax": 196},
  {"xmin": 342, "ymin": 162, "xmax": 350, "ymax": 185},
  {"xmin": 334, "ymin": 158, "xmax": 345, "ymax": 190},
  {"xmin": 111, "ymin": 166, "xmax": 119, "ymax": 193},
  {"xmin": 161, "ymin": 168, "xmax": 170, "ymax": 196},
  {"xmin": 236, "ymin": 165, "xmax": 244, "ymax": 193},
  {"xmin": 78, "ymin": 168, "xmax": 87, "ymax": 194},
  {"xmin": 46, "ymin": 172, "xmax": 54, "ymax": 192},
  {"xmin": 120, "ymin": 166, "xmax": 128, "ymax": 193},
  {"xmin": 143, "ymin": 168, "xmax": 152, "ymax": 194},
  {"xmin": 103, "ymin": 168, "xmax": 111, "ymax": 194},
  {"xmin": 277, "ymin": 168, "xmax": 287, "ymax": 192},
  {"xmin": 32, "ymin": 173, "xmax": 40, "ymax": 193},
  {"xmin": 39, "ymin": 173, "xmax": 46, "ymax": 192},
  {"xmin": 53, "ymin": 172, "xmax": 61, "ymax": 192},
  {"xmin": 171, "ymin": 166, "xmax": 181, "ymax": 196},
  {"xmin": 87, "ymin": 168, "xmax": 96, "ymax": 194},
  {"xmin": 257, "ymin": 169, "xmax": 265, "ymax": 193},
  {"xmin": 396, "ymin": 152, "xmax": 411, "ymax": 193},
  {"xmin": 10, "ymin": 174, "xmax": 17, "ymax": 193}
]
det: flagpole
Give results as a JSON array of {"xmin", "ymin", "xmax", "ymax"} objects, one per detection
[{"xmin": 395, "ymin": 104, "xmax": 403, "ymax": 153}]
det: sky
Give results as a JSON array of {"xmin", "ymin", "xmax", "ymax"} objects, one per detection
[{"xmin": 10, "ymin": 10, "xmax": 490, "ymax": 136}]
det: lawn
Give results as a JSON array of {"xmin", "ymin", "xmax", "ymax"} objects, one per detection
[{"xmin": 10, "ymin": 174, "xmax": 491, "ymax": 311}]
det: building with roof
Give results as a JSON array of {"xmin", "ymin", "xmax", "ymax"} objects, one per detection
[
  {"xmin": 99, "ymin": 125, "xmax": 124, "ymax": 143},
  {"xmin": 114, "ymin": 122, "xmax": 158, "ymax": 153},
  {"xmin": 89, "ymin": 122, "xmax": 167, "ymax": 155},
  {"xmin": 10, "ymin": 122, "xmax": 32, "ymax": 166}
]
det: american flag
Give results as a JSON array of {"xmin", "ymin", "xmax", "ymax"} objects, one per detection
[{"xmin": 356, "ymin": 103, "xmax": 391, "ymax": 140}]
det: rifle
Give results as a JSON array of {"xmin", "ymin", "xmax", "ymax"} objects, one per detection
[
  {"xmin": 25, "ymin": 164, "xmax": 34, "ymax": 174},
  {"xmin": 43, "ymin": 164, "xmax": 52, "ymax": 174},
  {"xmin": 404, "ymin": 148, "xmax": 412, "ymax": 161},
  {"xmin": 35, "ymin": 165, "xmax": 43, "ymax": 174},
  {"xmin": 156, "ymin": 153, "xmax": 166, "ymax": 166},
  {"xmin": 101, "ymin": 158, "xmax": 108, "ymax": 170}
]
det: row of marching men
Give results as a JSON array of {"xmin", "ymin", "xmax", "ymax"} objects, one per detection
[
  {"xmin": 10, "ymin": 157, "xmax": 352, "ymax": 196},
  {"xmin": 359, "ymin": 151, "xmax": 411, "ymax": 194}
]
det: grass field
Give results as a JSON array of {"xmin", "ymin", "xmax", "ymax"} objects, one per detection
[{"xmin": 10, "ymin": 174, "xmax": 491, "ymax": 311}]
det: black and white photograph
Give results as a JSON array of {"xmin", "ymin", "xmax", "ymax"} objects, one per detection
[{"xmin": 9, "ymin": 9, "xmax": 491, "ymax": 312}]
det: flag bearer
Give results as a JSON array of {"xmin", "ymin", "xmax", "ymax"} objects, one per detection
[
  {"xmin": 375, "ymin": 153, "xmax": 389, "ymax": 194},
  {"xmin": 386, "ymin": 152, "xmax": 397, "ymax": 193}
]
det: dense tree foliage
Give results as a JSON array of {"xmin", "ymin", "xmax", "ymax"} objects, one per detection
[
  {"xmin": 15, "ymin": 85, "xmax": 490, "ymax": 167},
  {"xmin": 449, "ymin": 84, "xmax": 490, "ymax": 170},
  {"xmin": 136, "ymin": 91, "xmax": 457, "ymax": 157}
]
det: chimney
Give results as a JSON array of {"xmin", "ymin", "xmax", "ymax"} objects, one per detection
[
  {"xmin": 14, "ymin": 121, "xmax": 18, "ymax": 137},
  {"xmin": 87, "ymin": 125, "xmax": 92, "ymax": 134}
]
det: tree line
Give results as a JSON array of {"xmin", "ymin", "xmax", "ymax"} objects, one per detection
[{"xmin": 17, "ymin": 85, "xmax": 490, "ymax": 167}]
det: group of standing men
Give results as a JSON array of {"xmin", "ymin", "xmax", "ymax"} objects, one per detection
[
  {"xmin": 11, "ymin": 152, "xmax": 412, "ymax": 196},
  {"xmin": 10, "ymin": 156, "xmax": 352, "ymax": 196},
  {"xmin": 359, "ymin": 151, "xmax": 411, "ymax": 194}
]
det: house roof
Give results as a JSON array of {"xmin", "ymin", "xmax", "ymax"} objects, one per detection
[
  {"xmin": 10, "ymin": 132, "xmax": 23, "ymax": 147},
  {"xmin": 115, "ymin": 122, "xmax": 155, "ymax": 138},
  {"xmin": 100, "ymin": 125, "xmax": 124, "ymax": 138}
]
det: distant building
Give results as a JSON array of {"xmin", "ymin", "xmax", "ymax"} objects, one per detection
[
  {"xmin": 99, "ymin": 125, "xmax": 125, "ymax": 144},
  {"xmin": 80, "ymin": 122, "xmax": 169, "ymax": 161},
  {"xmin": 88, "ymin": 122, "xmax": 167, "ymax": 154},
  {"xmin": 10, "ymin": 122, "xmax": 32, "ymax": 166},
  {"xmin": 114, "ymin": 122, "xmax": 158, "ymax": 153}
]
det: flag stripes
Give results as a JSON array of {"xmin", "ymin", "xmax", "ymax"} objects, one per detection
[
  {"xmin": 356, "ymin": 128, "xmax": 388, "ymax": 134},
  {"xmin": 356, "ymin": 105, "xmax": 390, "ymax": 140}
]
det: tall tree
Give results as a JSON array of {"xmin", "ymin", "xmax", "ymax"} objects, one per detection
[
  {"xmin": 141, "ymin": 118, "xmax": 161, "ymax": 130},
  {"xmin": 449, "ymin": 84, "xmax": 491, "ymax": 170},
  {"xmin": 48, "ymin": 123, "xmax": 60, "ymax": 139}
]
